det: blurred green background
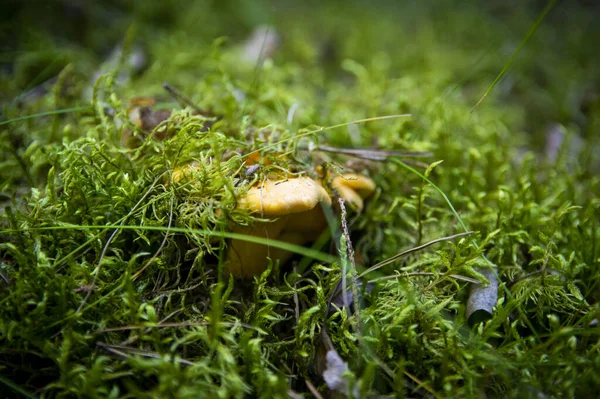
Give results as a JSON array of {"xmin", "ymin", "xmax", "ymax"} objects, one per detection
[{"xmin": 2, "ymin": 0, "xmax": 599, "ymax": 148}]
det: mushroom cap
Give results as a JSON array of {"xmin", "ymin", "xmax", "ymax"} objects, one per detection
[
  {"xmin": 226, "ymin": 176, "xmax": 332, "ymax": 278},
  {"xmin": 330, "ymin": 173, "xmax": 376, "ymax": 211},
  {"xmin": 238, "ymin": 177, "xmax": 332, "ymax": 217},
  {"xmin": 332, "ymin": 173, "xmax": 376, "ymax": 194}
]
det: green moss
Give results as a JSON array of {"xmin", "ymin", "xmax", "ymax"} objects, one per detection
[{"xmin": 1, "ymin": 1, "xmax": 599, "ymax": 398}]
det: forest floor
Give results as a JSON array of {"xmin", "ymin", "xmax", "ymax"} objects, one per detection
[{"xmin": 1, "ymin": 1, "xmax": 599, "ymax": 398}]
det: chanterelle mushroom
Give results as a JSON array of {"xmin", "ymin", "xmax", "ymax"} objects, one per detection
[
  {"xmin": 171, "ymin": 164, "xmax": 376, "ymax": 278},
  {"xmin": 226, "ymin": 177, "xmax": 331, "ymax": 278},
  {"xmin": 227, "ymin": 173, "xmax": 377, "ymax": 278},
  {"xmin": 330, "ymin": 173, "xmax": 376, "ymax": 212}
]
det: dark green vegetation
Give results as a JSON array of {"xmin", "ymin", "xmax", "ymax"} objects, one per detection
[{"xmin": 1, "ymin": 1, "xmax": 599, "ymax": 398}]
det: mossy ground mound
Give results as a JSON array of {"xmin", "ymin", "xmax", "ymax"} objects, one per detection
[{"xmin": 1, "ymin": 1, "xmax": 599, "ymax": 398}]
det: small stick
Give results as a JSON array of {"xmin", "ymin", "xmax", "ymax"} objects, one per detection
[
  {"xmin": 338, "ymin": 198, "xmax": 361, "ymax": 334},
  {"xmin": 359, "ymin": 231, "xmax": 473, "ymax": 278},
  {"xmin": 368, "ymin": 272, "xmax": 481, "ymax": 285},
  {"xmin": 97, "ymin": 341, "xmax": 196, "ymax": 366},
  {"xmin": 316, "ymin": 145, "xmax": 433, "ymax": 160},
  {"xmin": 293, "ymin": 264, "xmax": 300, "ymax": 324},
  {"xmin": 305, "ymin": 380, "xmax": 324, "ymax": 399},
  {"xmin": 162, "ymin": 82, "xmax": 203, "ymax": 114}
]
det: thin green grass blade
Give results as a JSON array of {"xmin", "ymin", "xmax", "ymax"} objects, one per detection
[
  {"xmin": 0, "ymin": 106, "xmax": 91, "ymax": 126},
  {"xmin": 0, "ymin": 375, "xmax": 37, "ymax": 399},
  {"xmin": 391, "ymin": 158, "xmax": 495, "ymax": 268},
  {"xmin": 470, "ymin": 0, "xmax": 558, "ymax": 112},
  {"xmin": 1, "ymin": 224, "xmax": 338, "ymax": 265}
]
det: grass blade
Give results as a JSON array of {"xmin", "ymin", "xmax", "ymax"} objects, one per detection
[{"xmin": 470, "ymin": 0, "xmax": 558, "ymax": 112}]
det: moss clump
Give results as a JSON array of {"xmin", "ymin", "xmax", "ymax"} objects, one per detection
[{"xmin": 1, "ymin": 1, "xmax": 599, "ymax": 398}]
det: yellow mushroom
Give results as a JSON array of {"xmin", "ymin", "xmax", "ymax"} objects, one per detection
[
  {"xmin": 226, "ymin": 177, "xmax": 331, "ymax": 278},
  {"xmin": 227, "ymin": 173, "xmax": 377, "ymax": 278},
  {"xmin": 171, "ymin": 163, "xmax": 376, "ymax": 278},
  {"xmin": 330, "ymin": 173, "xmax": 376, "ymax": 212}
]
